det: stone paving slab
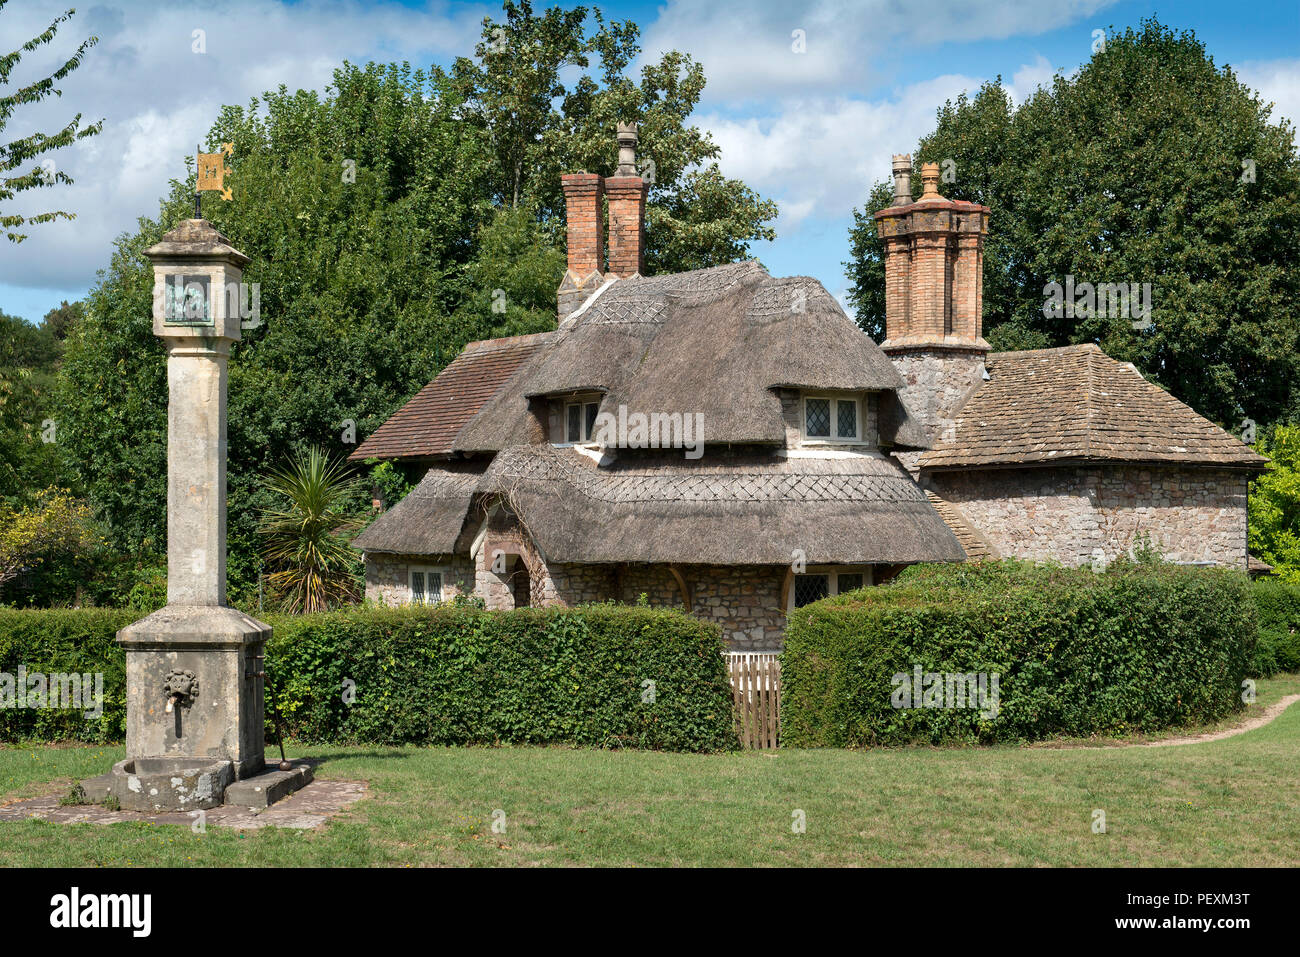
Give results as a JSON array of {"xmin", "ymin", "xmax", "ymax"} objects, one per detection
[{"xmin": 0, "ymin": 778, "xmax": 366, "ymax": 831}]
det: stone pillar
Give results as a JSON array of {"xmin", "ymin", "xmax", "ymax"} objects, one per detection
[{"xmin": 112, "ymin": 220, "xmax": 271, "ymax": 804}]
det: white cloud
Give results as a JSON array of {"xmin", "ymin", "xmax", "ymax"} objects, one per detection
[
  {"xmin": 0, "ymin": 0, "xmax": 488, "ymax": 295},
  {"xmin": 637, "ymin": 0, "xmax": 1114, "ymax": 104},
  {"xmin": 700, "ymin": 72, "xmax": 986, "ymax": 228},
  {"xmin": 1235, "ymin": 58, "xmax": 1300, "ymax": 134},
  {"xmin": 1007, "ymin": 54, "xmax": 1058, "ymax": 103}
]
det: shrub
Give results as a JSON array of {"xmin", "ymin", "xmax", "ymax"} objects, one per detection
[
  {"xmin": 0, "ymin": 604, "xmax": 735, "ymax": 752},
  {"xmin": 783, "ymin": 560, "xmax": 1256, "ymax": 747},
  {"xmin": 0, "ymin": 608, "xmax": 134, "ymax": 742},
  {"xmin": 1251, "ymin": 580, "xmax": 1300, "ymax": 675}
]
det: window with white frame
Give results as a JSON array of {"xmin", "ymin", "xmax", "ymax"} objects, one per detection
[
  {"xmin": 791, "ymin": 568, "xmax": 871, "ymax": 610},
  {"xmin": 564, "ymin": 399, "xmax": 601, "ymax": 443},
  {"xmin": 409, "ymin": 566, "xmax": 444, "ymax": 605},
  {"xmin": 803, "ymin": 395, "xmax": 860, "ymax": 442}
]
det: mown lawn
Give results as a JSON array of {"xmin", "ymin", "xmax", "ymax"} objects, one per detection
[{"xmin": 1, "ymin": 673, "xmax": 1297, "ymax": 868}]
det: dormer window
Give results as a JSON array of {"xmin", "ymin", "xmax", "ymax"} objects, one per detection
[
  {"xmin": 803, "ymin": 395, "xmax": 860, "ymax": 443},
  {"xmin": 565, "ymin": 400, "xmax": 600, "ymax": 443}
]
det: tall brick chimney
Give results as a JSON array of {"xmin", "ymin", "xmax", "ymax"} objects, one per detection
[
  {"xmin": 874, "ymin": 155, "xmax": 990, "ymax": 451},
  {"xmin": 558, "ymin": 172, "xmax": 605, "ymax": 321},
  {"xmin": 604, "ymin": 122, "xmax": 647, "ymax": 278}
]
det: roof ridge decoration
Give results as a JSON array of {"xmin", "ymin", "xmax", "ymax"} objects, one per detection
[{"xmin": 485, "ymin": 445, "xmax": 927, "ymax": 505}]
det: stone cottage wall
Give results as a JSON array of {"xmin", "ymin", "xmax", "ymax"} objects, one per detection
[
  {"xmin": 364, "ymin": 553, "xmax": 475, "ymax": 605},
  {"xmin": 619, "ymin": 564, "xmax": 786, "ymax": 650},
  {"xmin": 927, "ymin": 465, "xmax": 1249, "ymax": 568}
]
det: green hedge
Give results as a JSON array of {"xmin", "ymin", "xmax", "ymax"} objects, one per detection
[
  {"xmin": 1251, "ymin": 580, "xmax": 1300, "ymax": 675},
  {"xmin": 782, "ymin": 560, "xmax": 1257, "ymax": 747},
  {"xmin": 0, "ymin": 608, "xmax": 134, "ymax": 742},
  {"xmin": 0, "ymin": 605, "xmax": 735, "ymax": 752},
  {"xmin": 264, "ymin": 605, "xmax": 735, "ymax": 751}
]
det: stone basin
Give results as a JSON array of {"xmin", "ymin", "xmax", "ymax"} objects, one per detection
[{"xmin": 108, "ymin": 757, "xmax": 234, "ymax": 813}]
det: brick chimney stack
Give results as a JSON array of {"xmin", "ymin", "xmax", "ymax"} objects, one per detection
[
  {"xmin": 558, "ymin": 172, "xmax": 606, "ymax": 321},
  {"xmin": 874, "ymin": 154, "xmax": 991, "ymax": 455},
  {"xmin": 604, "ymin": 122, "xmax": 647, "ymax": 278}
]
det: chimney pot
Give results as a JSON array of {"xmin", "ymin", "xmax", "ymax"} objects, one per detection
[
  {"xmin": 918, "ymin": 161, "xmax": 944, "ymax": 202},
  {"xmin": 616, "ymin": 122, "xmax": 639, "ymax": 177},
  {"xmin": 605, "ymin": 121, "xmax": 648, "ymax": 278},
  {"xmin": 891, "ymin": 154, "xmax": 913, "ymax": 206}
]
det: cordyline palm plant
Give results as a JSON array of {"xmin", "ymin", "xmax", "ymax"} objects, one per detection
[{"xmin": 258, "ymin": 447, "xmax": 363, "ymax": 613}]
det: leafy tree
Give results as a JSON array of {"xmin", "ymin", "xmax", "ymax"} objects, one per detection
[
  {"xmin": 845, "ymin": 18, "xmax": 1300, "ymax": 427},
  {"xmin": 0, "ymin": 487, "xmax": 98, "ymax": 593},
  {"xmin": 440, "ymin": 0, "xmax": 778, "ymax": 273},
  {"xmin": 40, "ymin": 299, "xmax": 83, "ymax": 340},
  {"xmin": 258, "ymin": 447, "xmax": 363, "ymax": 613},
  {"xmin": 1, "ymin": 1, "xmax": 101, "ymax": 242},
  {"xmin": 1249, "ymin": 425, "xmax": 1300, "ymax": 583},
  {"xmin": 0, "ymin": 310, "xmax": 67, "ymax": 502}
]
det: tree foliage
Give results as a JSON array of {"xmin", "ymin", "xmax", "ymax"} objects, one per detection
[
  {"xmin": 845, "ymin": 18, "xmax": 1300, "ymax": 427},
  {"xmin": 0, "ymin": 310, "xmax": 67, "ymax": 503},
  {"xmin": 0, "ymin": 486, "xmax": 99, "ymax": 590},
  {"xmin": 1249, "ymin": 425, "xmax": 1300, "ymax": 584},
  {"xmin": 0, "ymin": 1, "xmax": 101, "ymax": 242},
  {"xmin": 258, "ymin": 447, "xmax": 362, "ymax": 613}
]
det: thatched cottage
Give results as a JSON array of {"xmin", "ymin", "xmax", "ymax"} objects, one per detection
[{"xmin": 351, "ymin": 132, "xmax": 1266, "ymax": 649}]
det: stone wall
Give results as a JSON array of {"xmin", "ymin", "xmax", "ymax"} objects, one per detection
[
  {"xmin": 364, "ymin": 553, "xmax": 475, "ymax": 605},
  {"xmin": 927, "ymin": 465, "xmax": 1249, "ymax": 568},
  {"xmin": 619, "ymin": 564, "xmax": 786, "ymax": 650}
]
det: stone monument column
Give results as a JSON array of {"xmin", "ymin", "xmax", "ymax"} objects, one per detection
[{"xmin": 104, "ymin": 220, "xmax": 278, "ymax": 810}]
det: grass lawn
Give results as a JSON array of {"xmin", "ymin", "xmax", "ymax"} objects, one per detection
[{"xmin": 1, "ymin": 673, "xmax": 1297, "ymax": 868}]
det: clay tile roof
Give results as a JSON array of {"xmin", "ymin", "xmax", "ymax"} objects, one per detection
[
  {"xmin": 918, "ymin": 343, "xmax": 1269, "ymax": 471},
  {"xmin": 349, "ymin": 332, "xmax": 552, "ymax": 462}
]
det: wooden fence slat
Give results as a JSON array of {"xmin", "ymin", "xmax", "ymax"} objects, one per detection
[{"xmin": 726, "ymin": 652, "xmax": 781, "ymax": 750}]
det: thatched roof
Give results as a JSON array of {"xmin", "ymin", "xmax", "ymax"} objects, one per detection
[
  {"xmin": 352, "ymin": 462, "xmax": 485, "ymax": 555},
  {"xmin": 469, "ymin": 444, "xmax": 965, "ymax": 565},
  {"xmin": 349, "ymin": 333, "xmax": 552, "ymax": 462},
  {"xmin": 919, "ymin": 344, "xmax": 1270, "ymax": 471},
  {"xmin": 451, "ymin": 262, "xmax": 930, "ymax": 452}
]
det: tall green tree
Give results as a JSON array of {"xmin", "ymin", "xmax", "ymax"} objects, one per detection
[
  {"xmin": 440, "ymin": 0, "xmax": 778, "ymax": 273},
  {"xmin": 845, "ymin": 18, "xmax": 1300, "ymax": 427},
  {"xmin": 0, "ymin": 1, "xmax": 101, "ymax": 242},
  {"xmin": 0, "ymin": 310, "xmax": 67, "ymax": 503}
]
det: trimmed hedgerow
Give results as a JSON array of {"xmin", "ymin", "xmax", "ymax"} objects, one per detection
[
  {"xmin": 1251, "ymin": 580, "xmax": 1300, "ymax": 675},
  {"xmin": 264, "ymin": 605, "xmax": 735, "ymax": 751},
  {"xmin": 0, "ymin": 608, "xmax": 135, "ymax": 743},
  {"xmin": 0, "ymin": 604, "xmax": 735, "ymax": 752},
  {"xmin": 782, "ymin": 560, "xmax": 1257, "ymax": 747}
]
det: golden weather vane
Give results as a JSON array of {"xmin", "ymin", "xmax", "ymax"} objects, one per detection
[{"xmin": 194, "ymin": 142, "xmax": 234, "ymax": 215}]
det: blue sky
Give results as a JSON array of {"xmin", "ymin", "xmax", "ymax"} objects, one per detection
[{"xmin": 2, "ymin": 0, "xmax": 1297, "ymax": 322}]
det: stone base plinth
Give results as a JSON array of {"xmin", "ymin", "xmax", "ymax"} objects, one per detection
[
  {"xmin": 118, "ymin": 604, "xmax": 271, "ymax": 779},
  {"xmin": 81, "ymin": 758, "xmax": 313, "ymax": 812}
]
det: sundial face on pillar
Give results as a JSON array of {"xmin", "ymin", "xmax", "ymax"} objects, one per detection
[{"xmin": 162, "ymin": 273, "xmax": 213, "ymax": 326}]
